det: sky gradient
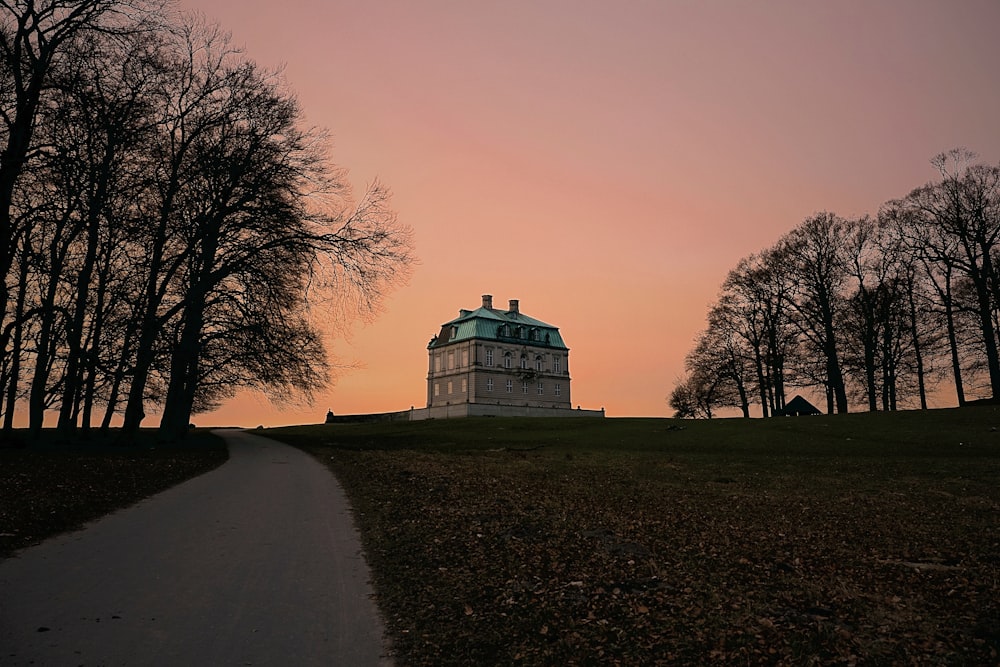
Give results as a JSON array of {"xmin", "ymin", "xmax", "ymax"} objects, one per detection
[{"xmin": 180, "ymin": 0, "xmax": 1000, "ymax": 426}]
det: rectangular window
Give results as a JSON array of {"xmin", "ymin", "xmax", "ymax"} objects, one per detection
[
  {"xmin": 506, "ymin": 380, "xmax": 513, "ymax": 393},
  {"xmin": 435, "ymin": 355, "xmax": 442, "ymax": 372},
  {"xmin": 555, "ymin": 384, "xmax": 561, "ymax": 396},
  {"xmin": 448, "ymin": 352, "xmax": 454, "ymax": 370},
  {"xmin": 522, "ymin": 382, "xmax": 528, "ymax": 394},
  {"xmin": 537, "ymin": 382, "xmax": 544, "ymax": 395},
  {"xmin": 462, "ymin": 350, "xmax": 469, "ymax": 367},
  {"xmin": 554, "ymin": 358, "xmax": 561, "ymax": 373},
  {"xmin": 434, "ymin": 383, "xmax": 440, "ymax": 397},
  {"xmin": 486, "ymin": 349, "xmax": 493, "ymax": 367},
  {"xmin": 461, "ymin": 378, "xmax": 467, "ymax": 392},
  {"xmin": 487, "ymin": 378, "xmax": 493, "ymax": 392},
  {"xmin": 447, "ymin": 380, "xmax": 453, "ymax": 394}
]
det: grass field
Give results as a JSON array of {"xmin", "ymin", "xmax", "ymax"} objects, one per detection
[{"xmin": 269, "ymin": 408, "xmax": 1000, "ymax": 666}]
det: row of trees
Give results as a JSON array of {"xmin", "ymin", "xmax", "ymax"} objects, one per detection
[
  {"xmin": 670, "ymin": 149, "xmax": 1000, "ymax": 418},
  {"xmin": 0, "ymin": 1, "xmax": 412, "ymax": 440}
]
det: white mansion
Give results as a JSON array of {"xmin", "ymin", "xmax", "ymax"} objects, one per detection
[{"xmin": 420, "ymin": 295, "xmax": 602, "ymax": 419}]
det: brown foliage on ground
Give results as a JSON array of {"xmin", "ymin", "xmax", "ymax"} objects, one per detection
[
  {"xmin": 0, "ymin": 433, "xmax": 228, "ymax": 558},
  {"xmin": 287, "ymin": 414, "xmax": 1000, "ymax": 666}
]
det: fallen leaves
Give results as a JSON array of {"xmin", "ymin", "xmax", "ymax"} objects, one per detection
[
  {"xmin": 0, "ymin": 439, "xmax": 227, "ymax": 557},
  {"xmin": 304, "ymin": 442, "xmax": 1000, "ymax": 666}
]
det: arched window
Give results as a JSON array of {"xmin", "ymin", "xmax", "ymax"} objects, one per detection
[
  {"xmin": 504, "ymin": 352, "xmax": 512, "ymax": 369},
  {"xmin": 520, "ymin": 354, "xmax": 527, "ymax": 369},
  {"xmin": 535, "ymin": 355, "xmax": 543, "ymax": 371}
]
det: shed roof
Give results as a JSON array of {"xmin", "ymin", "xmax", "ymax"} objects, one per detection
[{"xmin": 779, "ymin": 395, "xmax": 822, "ymax": 416}]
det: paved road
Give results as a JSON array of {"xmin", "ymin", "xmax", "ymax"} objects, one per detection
[{"xmin": 0, "ymin": 429, "xmax": 391, "ymax": 666}]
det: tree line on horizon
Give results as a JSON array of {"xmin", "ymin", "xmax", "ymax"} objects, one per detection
[
  {"xmin": 670, "ymin": 148, "xmax": 1000, "ymax": 418},
  {"xmin": 0, "ymin": 1, "xmax": 412, "ymax": 441}
]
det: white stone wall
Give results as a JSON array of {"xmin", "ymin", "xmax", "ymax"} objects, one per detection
[
  {"xmin": 427, "ymin": 339, "xmax": 571, "ymax": 409},
  {"xmin": 410, "ymin": 404, "xmax": 603, "ymax": 420}
]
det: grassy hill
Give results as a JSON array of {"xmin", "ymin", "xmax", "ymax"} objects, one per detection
[
  {"xmin": 269, "ymin": 408, "xmax": 1000, "ymax": 666},
  {"xmin": 272, "ymin": 407, "xmax": 999, "ymax": 455}
]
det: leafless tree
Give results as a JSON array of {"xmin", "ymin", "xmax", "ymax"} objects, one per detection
[
  {"xmin": 898, "ymin": 149, "xmax": 1000, "ymax": 400},
  {"xmin": 1, "ymin": 7, "xmax": 412, "ymax": 440},
  {"xmin": 678, "ymin": 317, "xmax": 752, "ymax": 418},
  {"xmin": 781, "ymin": 212, "xmax": 851, "ymax": 414},
  {"xmin": 717, "ymin": 247, "xmax": 795, "ymax": 417},
  {"xmin": 0, "ymin": 0, "xmax": 158, "ymax": 395}
]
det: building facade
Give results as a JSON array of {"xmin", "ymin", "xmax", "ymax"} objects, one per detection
[{"xmin": 426, "ymin": 295, "xmax": 571, "ymax": 410}]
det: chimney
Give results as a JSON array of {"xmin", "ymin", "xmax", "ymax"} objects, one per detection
[
  {"xmin": 508, "ymin": 299, "xmax": 519, "ymax": 315},
  {"xmin": 482, "ymin": 294, "xmax": 493, "ymax": 309}
]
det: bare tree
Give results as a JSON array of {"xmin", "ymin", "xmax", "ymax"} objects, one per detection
[
  {"xmin": 682, "ymin": 319, "xmax": 752, "ymax": 418},
  {"xmin": 781, "ymin": 212, "xmax": 851, "ymax": 414},
  {"xmin": 899, "ymin": 149, "xmax": 1000, "ymax": 400},
  {"xmin": 1, "ymin": 7, "xmax": 412, "ymax": 439},
  {"xmin": 839, "ymin": 215, "xmax": 922, "ymax": 410},
  {"xmin": 135, "ymin": 22, "xmax": 412, "ymax": 439},
  {"xmin": 0, "ymin": 0, "xmax": 155, "ymax": 372},
  {"xmin": 717, "ymin": 247, "xmax": 795, "ymax": 417}
]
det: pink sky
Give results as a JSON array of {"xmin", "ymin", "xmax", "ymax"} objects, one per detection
[{"xmin": 178, "ymin": 0, "xmax": 1000, "ymax": 425}]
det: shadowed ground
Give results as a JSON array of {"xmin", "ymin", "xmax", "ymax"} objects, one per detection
[{"xmin": 0, "ymin": 429, "xmax": 390, "ymax": 666}]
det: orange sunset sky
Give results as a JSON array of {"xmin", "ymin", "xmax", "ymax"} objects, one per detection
[{"xmin": 180, "ymin": 0, "xmax": 1000, "ymax": 426}]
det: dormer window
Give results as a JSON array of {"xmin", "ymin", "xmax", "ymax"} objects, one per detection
[{"xmin": 451, "ymin": 325, "xmax": 458, "ymax": 338}]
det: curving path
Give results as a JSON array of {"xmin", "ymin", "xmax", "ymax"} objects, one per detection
[{"xmin": 0, "ymin": 429, "xmax": 391, "ymax": 666}]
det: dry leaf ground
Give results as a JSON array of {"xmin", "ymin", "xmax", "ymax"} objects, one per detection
[
  {"xmin": 271, "ymin": 409, "xmax": 1000, "ymax": 666},
  {"xmin": 0, "ymin": 430, "xmax": 228, "ymax": 558}
]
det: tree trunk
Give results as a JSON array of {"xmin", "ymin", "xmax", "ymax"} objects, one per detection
[
  {"xmin": 2, "ymin": 256, "xmax": 30, "ymax": 432},
  {"xmin": 864, "ymin": 330, "xmax": 878, "ymax": 412},
  {"xmin": 823, "ymin": 318, "xmax": 849, "ymax": 414},
  {"xmin": 121, "ymin": 327, "xmax": 158, "ymax": 434},
  {"xmin": 28, "ymin": 285, "xmax": 62, "ymax": 438},
  {"xmin": 58, "ymin": 151, "xmax": 112, "ymax": 435},
  {"xmin": 753, "ymin": 348, "xmax": 769, "ymax": 418},
  {"xmin": 972, "ymin": 278, "xmax": 1000, "ymax": 399},
  {"xmin": 159, "ymin": 304, "xmax": 205, "ymax": 441},
  {"xmin": 739, "ymin": 389, "xmax": 750, "ymax": 418},
  {"xmin": 907, "ymin": 284, "xmax": 928, "ymax": 410},
  {"xmin": 81, "ymin": 257, "xmax": 112, "ymax": 433}
]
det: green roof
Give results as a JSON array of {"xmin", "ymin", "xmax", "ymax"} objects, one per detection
[{"xmin": 429, "ymin": 305, "xmax": 568, "ymax": 350}]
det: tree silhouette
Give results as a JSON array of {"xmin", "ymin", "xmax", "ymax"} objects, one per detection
[{"xmin": 0, "ymin": 5, "xmax": 412, "ymax": 439}]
